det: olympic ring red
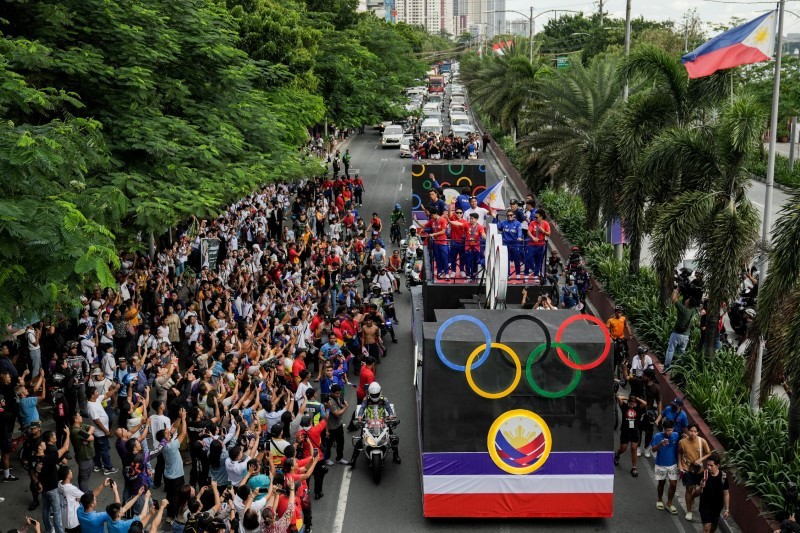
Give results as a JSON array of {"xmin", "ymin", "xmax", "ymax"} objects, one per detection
[{"xmin": 554, "ymin": 314, "xmax": 611, "ymax": 371}]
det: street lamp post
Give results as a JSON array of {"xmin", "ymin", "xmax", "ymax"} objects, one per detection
[{"xmin": 484, "ymin": 8, "xmax": 582, "ymax": 63}]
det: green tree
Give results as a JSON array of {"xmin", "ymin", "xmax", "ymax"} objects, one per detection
[
  {"xmin": 463, "ymin": 46, "xmax": 551, "ymax": 141},
  {"xmin": 518, "ymin": 55, "xmax": 623, "ymax": 228},
  {"xmin": 0, "ymin": 40, "xmax": 119, "ymax": 325},
  {"xmin": 648, "ymin": 95, "xmax": 764, "ymax": 357},
  {"xmin": 744, "ymin": 191, "xmax": 800, "ymax": 446},
  {"xmin": 601, "ymin": 45, "xmax": 731, "ymax": 280}
]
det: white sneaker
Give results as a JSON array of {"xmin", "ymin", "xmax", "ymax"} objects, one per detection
[
  {"xmin": 685, "ymin": 512, "xmax": 693, "ymax": 521},
  {"xmin": 448, "ymin": 272, "xmax": 455, "ymax": 278},
  {"xmin": 636, "ymin": 448, "xmax": 642, "ymax": 457},
  {"xmin": 460, "ymin": 271, "xmax": 466, "ymax": 278},
  {"xmin": 338, "ymin": 459, "xmax": 350, "ymax": 465},
  {"xmin": 644, "ymin": 447, "xmax": 652, "ymax": 458},
  {"xmin": 325, "ymin": 460, "xmax": 334, "ymax": 466}
]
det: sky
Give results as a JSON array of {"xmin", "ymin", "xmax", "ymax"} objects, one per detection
[{"xmin": 503, "ymin": 0, "xmax": 800, "ymax": 36}]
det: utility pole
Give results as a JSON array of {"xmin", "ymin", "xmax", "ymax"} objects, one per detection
[
  {"xmin": 598, "ymin": 0, "xmax": 604, "ymax": 27},
  {"xmin": 751, "ymin": 1, "xmax": 786, "ymax": 412},
  {"xmin": 529, "ymin": 6, "xmax": 534, "ymax": 64},
  {"xmin": 614, "ymin": 0, "xmax": 631, "ymax": 262}
]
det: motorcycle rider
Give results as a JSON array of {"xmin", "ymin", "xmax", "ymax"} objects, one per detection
[
  {"xmin": 368, "ymin": 284, "xmax": 398, "ymax": 338},
  {"xmin": 349, "ymin": 382, "xmax": 401, "ymax": 467},
  {"xmin": 607, "ymin": 305, "xmax": 633, "ymax": 364},
  {"xmin": 390, "ymin": 204, "xmax": 406, "ymax": 239}
]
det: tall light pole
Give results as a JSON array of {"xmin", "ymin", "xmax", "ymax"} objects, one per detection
[
  {"xmin": 623, "ymin": 0, "xmax": 631, "ymax": 101},
  {"xmin": 484, "ymin": 8, "xmax": 582, "ymax": 63},
  {"xmin": 751, "ymin": 0, "xmax": 786, "ymax": 412}
]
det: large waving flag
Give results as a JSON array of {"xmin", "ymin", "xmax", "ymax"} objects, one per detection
[
  {"xmin": 476, "ymin": 179, "xmax": 506, "ymax": 211},
  {"xmin": 682, "ymin": 11, "xmax": 776, "ymax": 79}
]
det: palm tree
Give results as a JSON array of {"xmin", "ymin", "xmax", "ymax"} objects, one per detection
[
  {"xmin": 647, "ymin": 94, "xmax": 764, "ymax": 357},
  {"xmin": 463, "ymin": 46, "xmax": 550, "ymax": 142},
  {"xmin": 517, "ymin": 55, "xmax": 622, "ymax": 229},
  {"xmin": 745, "ymin": 191, "xmax": 800, "ymax": 447},
  {"xmin": 600, "ymin": 45, "xmax": 732, "ymax": 278}
]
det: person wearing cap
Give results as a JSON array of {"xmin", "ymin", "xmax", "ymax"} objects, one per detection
[
  {"xmin": 629, "ymin": 346, "xmax": 655, "ymax": 380},
  {"xmin": 372, "ymin": 266, "xmax": 395, "ymax": 294},
  {"xmin": 658, "ymin": 397, "xmax": 689, "ymax": 437}
]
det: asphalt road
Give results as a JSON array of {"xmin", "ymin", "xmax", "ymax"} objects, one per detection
[
  {"xmin": 0, "ymin": 119, "xmax": 731, "ymax": 533},
  {"xmin": 308, "ymin": 128, "xmax": 720, "ymax": 533}
]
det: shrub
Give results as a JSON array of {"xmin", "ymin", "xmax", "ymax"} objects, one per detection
[{"xmin": 538, "ymin": 186, "xmax": 796, "ymax": 518}]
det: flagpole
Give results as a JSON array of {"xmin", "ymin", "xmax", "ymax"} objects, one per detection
[{"xmin": 751, "ymin": 1, "xmax": 785, "ymax": 413}]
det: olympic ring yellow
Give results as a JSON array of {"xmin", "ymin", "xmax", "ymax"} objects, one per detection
[
  {"xmin": 465, "ymin": 342, "xmax": 521, "ymax": 399},
  {"xmin": 411, "ymin": 165, "xmax": 426, "ymax": 177},
  {"xmin": 487, "ymin": 409, "xmax": 553, "ymax": 475},
  {"xmin": 456, "ymin": 177, "xmax": 473, "ymax": 186}
]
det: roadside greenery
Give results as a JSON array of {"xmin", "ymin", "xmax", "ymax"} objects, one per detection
[
  {"xmin": 539, "ymin": 188, "xmax": 798, "ymax": 517},
  {"xmin": 0, "ymin": 0, "xmax": 447, "ymax": 325}
]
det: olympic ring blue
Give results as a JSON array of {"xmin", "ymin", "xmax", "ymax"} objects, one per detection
[
  {"xmin": 479, "ymin": 164, "xmax": 486, "ymax": 173},
  {"xmin": 435, "ymin": 314, "xmax": 492, "ymax": 371},
  {"xmin": 412, "ymin": 194, "xmax": 422, "ymax": 210}
]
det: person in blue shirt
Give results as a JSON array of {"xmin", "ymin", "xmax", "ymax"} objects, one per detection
[
  {"xmin": 657, "ymin": 397, "xmax": 689, "ymax": 437},
  {"xmin": 106, "ymin": 486, "xmax": 149, "ymax": 533},
  {"xmin": 455, "ymin": 186, "xmax": 471, "ymax": 213},
  {"xmin": 424, "ymin": 189, "xmax": 447, "ymax": 216},
  {"xmin": 650, "ymin": 419, "xmax": 681, "ymax": 515},
  {"xmin": 367, "ymin": 231, "xmax": 385, "ymax": 251},
  {"xmin": 77, "ymin": 478, "xmax": 125, "ymax": 533},
  {"xmin": 493, "ymin": 209, "xmax": 524, "ymax": 277},
  {"xmin": 17, "ymin": 369, "xmax": 46, "ymax": 428}
]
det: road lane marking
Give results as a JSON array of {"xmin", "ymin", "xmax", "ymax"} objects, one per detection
[
  {"xmin": 331, "ymin": 466, "xmax": 352, "ymax": 533},
  {"xmin": 399, "ymin": 183, "xmax": 403, "ymax": 191}
]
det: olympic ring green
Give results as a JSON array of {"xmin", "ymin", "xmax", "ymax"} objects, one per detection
[
  {"xmin": 422, "ymin": 179, "xmax": 432, "ymax": 190},
  {"xmin": 525, "ymin": 342, "xmax": 582, "ymax": 399}
]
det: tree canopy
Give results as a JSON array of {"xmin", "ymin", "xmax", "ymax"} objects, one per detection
[{"xmin": 0, "ymin": 0, "xmax": 447, "ymax": 325}]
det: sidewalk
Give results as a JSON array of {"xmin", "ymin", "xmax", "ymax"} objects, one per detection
[{"xmin": 481, "ymin": 121, "xmax": 742, "ymax": 533}]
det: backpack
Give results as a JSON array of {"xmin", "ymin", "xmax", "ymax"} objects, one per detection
[{"xmin": 184, "ymin": 511, "xmax": 212, "ymax": 533}]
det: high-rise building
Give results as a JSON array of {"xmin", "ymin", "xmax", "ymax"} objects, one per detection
[
  {"xmin": 395, "ymin": 0, "xmax": 453, "ymax": 35},
  {"xmin": 507, "ymin": 18, "xmax": 529, "ymax": 37},
  {"xmin": 484, "ymin": 0, "xmax": 505, "ymax": 38}
]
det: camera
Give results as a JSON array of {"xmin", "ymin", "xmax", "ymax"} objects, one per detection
[{"xmin": 674, "ymin": 268, "xmax": 703, "ymax": 306}]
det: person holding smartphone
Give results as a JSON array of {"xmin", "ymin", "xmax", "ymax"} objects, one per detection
[{"xmin": 650, "ymin": 419, "xmax": 681, "ymax": 515}]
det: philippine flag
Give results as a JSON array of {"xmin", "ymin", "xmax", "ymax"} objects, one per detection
[
  {"xmin": 476, "ymin": 179, "xmax": 506, "ymax": 211},
  {"xmin": 681, "ymin": 11, "xmax": 776, "ymax": 79}
]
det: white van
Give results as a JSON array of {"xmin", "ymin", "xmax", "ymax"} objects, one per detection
[
  {"xmin": 381, "ymin": 125, "xmax": 404, "ymax": 148},
  {"xmin": 420, "ymin": 119, "xmax": 443, "ymax": 135},
  {"xmin": 450, "ymin": 114, "xmax": 471, "ymax": 127}
]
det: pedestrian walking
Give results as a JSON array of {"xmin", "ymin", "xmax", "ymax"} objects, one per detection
[
  {"xmin": 650, "ymin": 419, "xmax": 681, "ymax": 515},
  {"xmin": 698, "ymin": 454, "xmax": 730, "ymax": 532},
  {"xmin": 678, "ymin": 423, "xmax": 713, "ymax": 522}
]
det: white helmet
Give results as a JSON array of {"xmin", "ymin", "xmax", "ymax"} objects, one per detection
[{"xmin": 368, "ymin": 382, "xmax": 382, "ymax": 401}]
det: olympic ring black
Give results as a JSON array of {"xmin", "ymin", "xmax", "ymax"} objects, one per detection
[{"xmin": 495, "ymin": 315, "xmax": 552, "ymax": 370}]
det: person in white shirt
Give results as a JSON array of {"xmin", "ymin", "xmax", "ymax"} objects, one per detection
[
  {"xmin": 101, "ymin": 346, "xmax": 117, "ymax": 380},
  {"xmin": 464, "ymin": 196, "xmax": 489, "ymax": 227},
  {"xmin": 184, "ymin": 316, "xmax": 204, "ymax": 346},
  {"xmin": 87, "ymin": 385, "xmax": 117, "ymax": 474},
  {"xmin": 149, "ymin": 400, "xmax": 171, "ymax": 488},
  {"xmin": 58, "ymin": 466, "xmax": 115, "ymax": 531},
  {"xmin": 137, "ymin": 325, "xmax": 158, "ymax": 357},
  {"xmin": 225, "ymin": 439, "xmax": 258, "ymax": 487},
  {"xmin": 630, "ymin": 347, "xmax": 655, "ymax": 378}
]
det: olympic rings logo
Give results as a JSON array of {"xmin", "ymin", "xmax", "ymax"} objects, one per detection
[{"xmin": 435, "ymin": 314, "xmax": 611, "ymax": 399}]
